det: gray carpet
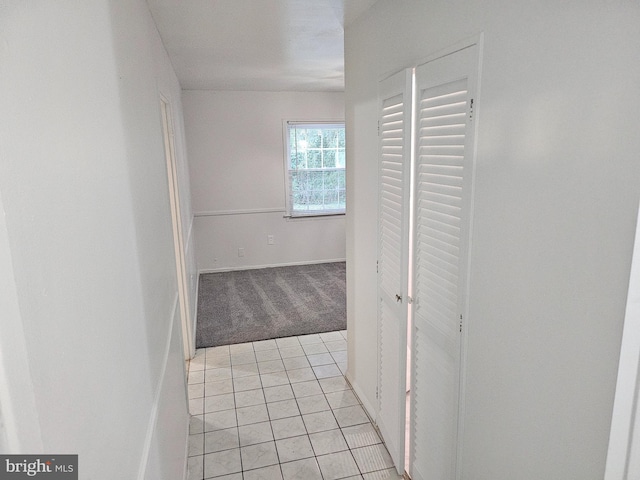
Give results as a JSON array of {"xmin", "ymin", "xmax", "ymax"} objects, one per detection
[{"xmin": 196, "ymin": 262, "xmax": 346, "ymax": 348}]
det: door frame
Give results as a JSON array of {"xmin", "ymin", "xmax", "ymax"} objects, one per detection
[
  {"xmin": 160, "ymin": 94, "xmax": 194, "ymax": 360},
  {"xmin": 605, "ymin": 195, "xmax": 640, "ymax": 479}
]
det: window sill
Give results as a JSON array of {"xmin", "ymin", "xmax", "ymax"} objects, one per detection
[{"xmin": 284, "ymin": 212, "xmax": 346, "ymax": 220}]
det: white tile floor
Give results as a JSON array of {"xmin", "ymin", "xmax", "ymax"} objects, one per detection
[{"xmin": 187, "ymin": 330, "xmax": 403, "ymax": 480}]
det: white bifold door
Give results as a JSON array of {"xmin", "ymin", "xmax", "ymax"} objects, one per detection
[
  {"xmin": 376, "ymin": 68, "xmax": 412, "ymax": 473},
  {"xmin": 376, "ymin": 42, "xmax": 480, "ymax": 479}
]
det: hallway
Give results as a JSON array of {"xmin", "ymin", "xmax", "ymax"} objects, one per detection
[{"xmin": 186, "ymin": 331, "xmax": 402, "ymax": 479}]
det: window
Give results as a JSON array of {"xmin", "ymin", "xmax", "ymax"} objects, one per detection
[{"xmin": 285, "ymin": 122, "xmax": 346, "ymax": 217}]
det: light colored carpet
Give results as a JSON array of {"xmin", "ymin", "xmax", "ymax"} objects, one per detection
[{"xmin": 196, "ymin": 262, "xmax": 346, "ymax": 347}]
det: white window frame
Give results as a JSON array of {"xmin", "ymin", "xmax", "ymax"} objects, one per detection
[{"xmin": 283, "ymin": 120, "xmax": 346, "ymax": 218}]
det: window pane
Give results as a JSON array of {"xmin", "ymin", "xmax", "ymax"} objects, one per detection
[
  {"xmin": 307, "ymin": 150, "xmax": 322, "ymax": 168},
  {"xmin": 323, "ymin": 129, "xmax": 338, "ymax": 148},
  {"xmin": 307, "ymin": 129, "xmax": 323, "ymax": 148},
  {"xmin": 323, "ymin": 149, "xmax": 336, "ymax": 168},
  {"xmin": 287, "ymin": 122, "xmax": 345, "ymax": 215}
]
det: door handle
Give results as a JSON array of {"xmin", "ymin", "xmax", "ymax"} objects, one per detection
[{"xmin": 395, "ymin": 294, "xmax": 402, "ymax": 303}]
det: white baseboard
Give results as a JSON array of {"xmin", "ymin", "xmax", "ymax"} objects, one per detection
[
  {"xmin": 198, "ymin": 258, "xmax": 346, "ymax": 275},
  {"xmin": 346, "ymin": 374, "xmax": 378, "ymax": 425}
]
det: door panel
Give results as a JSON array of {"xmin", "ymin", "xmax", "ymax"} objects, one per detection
[
  {"xmin": 410, "ymin": 44, "xmax": 479, "ymax": 480},
  {"xmin": 377, "ymin": 68, "xmax": 412, "ymax": 474}
]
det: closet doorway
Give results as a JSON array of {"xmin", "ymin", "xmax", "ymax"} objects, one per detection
[{"xmin": 376, "ymin": 39, "xmax": 482, "ymax": 480}]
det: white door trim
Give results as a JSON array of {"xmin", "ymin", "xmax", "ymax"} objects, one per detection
[
  {"xmin": 605, "ymin": 196, "xmax": 640, "ymax": 480},
  {"xmin": 160, "ymin": 95, "xmax": 194, "ymax": 360}
]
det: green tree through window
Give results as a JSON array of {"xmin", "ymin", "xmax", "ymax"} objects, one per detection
[{"xmin": 286, "ymin": 122, "xmax": 345, "ymax": 216}]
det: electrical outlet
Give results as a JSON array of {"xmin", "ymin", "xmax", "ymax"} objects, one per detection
[
  {"xmin": 267, "ymin": 235, "xmax": 274, "ymax": 245},
  {"xmin": 238, "ymin": 248, "xmax": 245, "ymax": 257}
]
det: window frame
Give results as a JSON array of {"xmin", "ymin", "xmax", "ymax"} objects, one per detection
[{"xmin": 283, "ymin": 120, "xmax": 346, "ymax": 218}]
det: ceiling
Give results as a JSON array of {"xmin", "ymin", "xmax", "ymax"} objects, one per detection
[{"xmin": 146, "ymin": 0, "xmax": 378, "ymax": 92}]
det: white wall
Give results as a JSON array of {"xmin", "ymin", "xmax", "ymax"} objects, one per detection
[
  {"xmin": 345, "ymin": 1, "xmax": 640, "ymax": 479},
  {"xmin": 183, "ymin": 90, "xmax": 346, "ymax": 272},
  {"xmin": 0, "ymin": 1, "xmax": 194, "ymax": 478}
]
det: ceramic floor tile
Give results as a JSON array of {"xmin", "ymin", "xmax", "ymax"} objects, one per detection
[
  {"xmin": 362, "ymin": 468, "xmax": 404, "ymax": 479},
  {"xmin": 187, "ymin": 332, "xmax": 388, "ymax": 480},
  {"xmin": 235, "ymin": 388, "xmax": 266, "ymax": 408},
  {"xmin": 330, "ymin": 351, "xmax": 347, "ymax": 364},
  {"xmin": 325, "ymin": 390, "xmax": 360, "ymax": 410},
  {"xmin": 316, "ymin": 451, "xmax": 360, "ymax": 480},
  {"xmin": 204, "ymin": 393, "xmax": 235, "ymax": 413},
  {"xmin": 189, "ymin": 353, "xmax": 206, "ymax": 371},
  {"xmin": 275, "ymin": 435, "xmax": 315, "ymax": 463},
  {"xmin": 267, "ymin": 399, "xmax": 300, "ymax": 420},
  {"xmin": 341, "ymin": 424, "xmax": 382, "ymax": 449},
  {"xmin": 188, "ymin": 370, "xmax": 205, "ymax": 385},
  {"xmin": 351, "ymin": 444, "xmax": 394, "ymax": 474},
  {"xmin": 259, "ymin": 372, "xmax": 290, "ymax": 388},
  {"xmin": 297, "ymin": 334, "xmax": 323, "ymax": 345},
  {"xmin": 333, "ymin": 405, "xmax": 370, "ymax": 428},
  {"xmin": 301, "ymin": 343, "xmax": 329, "ymax": 355},
  {"xmin": 263, "ymin": 384, "xmax": 294, "ymax": 403},
  {"xmin": 204, "ymin": 410, "xmax": 237, "ymax": 432},
  {"xmin": 252, "ymin": 339, "xmax": 278, "ymax": 351},
  {"xmin": 308, "ymin": 429, "xmax": 349, "ymax": 456},
  {"xmin": 286, "ymin": 367, "xmax": 316, "ymax": 384},
  {"xmin": 205, "ymin": 367, "xmax": 232, "ymax": 382},
  {"xmin": 206, "ymin": 355, "xmax": 231, "ymax": 368},
  {"xmin": 204, "ymin": 448, "xmax": 242, "ymax": 478},
  {"xmin": 275, "ymin": 337, "xmax": 300, "ymax": 349},
  {"xmin": 233, "ymin": 375, "xmax": 262, "ymax": 392},
  {"xmin": 243, "ymin": 464, "xmax": 283, "ymax": 480},
  {"xmin": 189, "ymin": 433, "xmax": 204, "ymax": 457},
  {"xmin": 302, "ymin": 411, "xmax": 339, "ymax": 434},
  {"xmin": 278, "ymin": 346, "xmax": 305, "ymax": 358},
  {"xmin": 319, "ymin": 331, "xmax": 344, "ymax": 342},
  {"xmin": 229, "ymin": 342, "xmax": 254, "ymax": 354},
  {"xmin": 258, "ymin": 359, "xmax": 286, "ymax": 374},
  {"xmin": 339, "ymin": 330, "xmax": 348, "ymax": 340},
  {"xmin": 204, "ymin": 427, "xmax": 239, "ymax": 454},
  {"xmin": 205, "ymin": 379, "xmax": 234, "ymax": 396},
  {"xmin": 270, "ymin": 416, "xmax": 307, "ymax": 440},
  {"xmin": 319, "ymin": 376, "xmax": 349, "ymax": 393},
  {"xmin": 189, "ymin": 398, "xmax": 205, "ymax": 415},
  {"xmin": 213, "ymin": 474, "xmax": 243, "ymax": 480},
  {"xmin": 230, "ymin": 351, "xmax": 257, "ymax": 365},
  {"xmin": 295, "ymin": 394, "xmax": 330, "ymax": 415},
  {"xmin": 280, "ymin": 458, "xmax": 323, "ymax": 480},
  {"xmin": 236, "ymin": 404, "xmax": 270, "ymax": 426},
  {"xmin": 324, "ymin": 340, "xmax": 348, "ymax": 352},
  {"xmin": 255, "ymin": 349, "xmax": 282, "ymax": 362},
  {"xmin": 238, "ymin": 421, "xmax": 274, "ymax": 447},
  {"xmin": 282, "ymin": 356, "xmax": 310, "ymax": 371},
  {"xmin": 307, "ymin": 353, "xmax": 335, "ymax": 366},
  {"xmin": 291, "ymin": 380, "xmax": 323, "ymax": 398},
  {"xmin": 206, "ymin": 345, "xmax": 230, "ymax": 357},
  {"xmin": 312, "ymin": 364, "xmax": 342, "ymax": 379},
  {"xmin": 190, "ymin": 415, "xmax": 205, "ymax": 435},
  {"xmin": 187, "ymin": 455, "xmax": 204, "ymax": 480},
  {"xmin": 240, "ymin": 441, "xmax": 279, "ymax": 470},
  {"xmin": 232, "ymin": 362, "xmax": 260, "ymax": 378}
]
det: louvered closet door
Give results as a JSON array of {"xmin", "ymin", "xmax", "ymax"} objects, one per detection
[
  {"xmin": 410, "ymin": 44, "xmax": 479, "ymax": 480},
  {"xmin": 376, "ymin": 68, "xmax": 412, "ymax": 474}
]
